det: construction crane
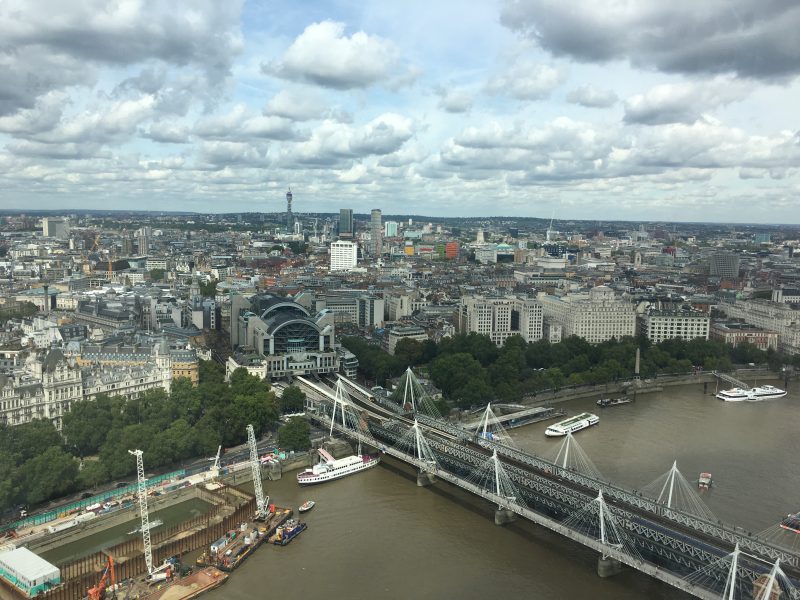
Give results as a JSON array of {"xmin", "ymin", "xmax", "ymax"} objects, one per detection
[
  {"xmin": 87, "ymin": 555, "xmax": 116, "ymax": 600},
  {"xmin": 128, "ymin": 449, "xmax": 154, "ymax": 574},
  {"xmin": 246, "ymin": 424, "xmax": 269, "ymax": 520}
]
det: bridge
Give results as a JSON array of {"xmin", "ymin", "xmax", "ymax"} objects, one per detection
[
  {"xmin": 711, "ymin": 371, "xmax": 750, "ymax": 390},
  {"xmin": 296, "ymin": 371, "xmax": 800, "ymax": 600}
]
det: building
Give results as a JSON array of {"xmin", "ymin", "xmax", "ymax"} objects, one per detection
[
  {"xmin": 709, "ymin": 252, "xmax": 740, "ymax": 278},
  {"xmin": 41, "ymin": 217, "xmax": 69, "ymax": 239},
  {"xmin": 719, "ymin": 299, "xmax": 800, "ymax": 353},
  {"xmin": 445, "ymin": 242, "xmax": 459, "ymax": 259},
  {"xmin": 136, "ymin": 226, "xmax": 151, "ymax": 255},
  {"xmin": 772, "ymin": 287, "xmax": 800, "ymax": 304},
  {"xmin": 339, "ymin": 208, "xmax": 354, "ymax": 239},
  {"xmin": 370, "ymin": 209, "xmax": 383, "ymax": 256},
  {"xmin": 475, "ymin": 245, "xmax": 497, "ymax": 264},
  {"xmin": 710, "ymin": 322, "xmax": 778, "ymax": 351},
  {"xmin": 540, "ymin": 286, "xmax": 636, "ymax": 344},
  {"xmin": 385, "ymin": 326, "xmax": 428, "ymax": 355},
  {"xmin": 457, "ymin": 295, "xmax": 543, "ymax": 347},
  {"xmin": 0, "ymin": 547, "xmax": 61, "ymax": 597},
  {"xmin": 229, "ymin": 293, "xmax": 338, "ymax": 379},
  {"xmin": 329, "ymin": 240, "xmax": 358, "ymax": 272},
  {"xmin": 384, "ymin": 221, "xmax": 399, "ymax": 237},
  {"xmin": 315, "ymin": 292, "xmax": 384, "ymax": 328},
  {"xmin": 641, "ymin": 307, "xmax": 710, "ymax": 344}
]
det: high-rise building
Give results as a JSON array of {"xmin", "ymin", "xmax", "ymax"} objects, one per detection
[
  {"xmin": 339, "ymin": 208, "xmax": 354, "ymax": 239},
  {"xmin": 42, "ymin": 218, "xmax": 69, "ymax": 239},
  {"xmin": 370, "ymin": 209, "xmax": 382, "ymax": 256},
  {"xmin": 136, "ymin": 226, "xmax": 151, "ymax": 255},
  {"xmin": 330, "ymin": 240, "xmax": 358, "ymax": 271},
  {"xmin": 286, "ymin": 189, "xmax": 293, "ymax": 229},
  {"xmin": 384, "ymin": 221, "xmax": 399, "ymax": 237}
]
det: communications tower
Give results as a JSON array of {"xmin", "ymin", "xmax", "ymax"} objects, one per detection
[{"xmin": 286, "ymin": 189, "xmax": 293, "ymax": 230}]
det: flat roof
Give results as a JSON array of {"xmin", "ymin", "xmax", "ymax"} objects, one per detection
[{"xmin": 0, "ymin": 547, "xmax": 59, "ymax": 581}]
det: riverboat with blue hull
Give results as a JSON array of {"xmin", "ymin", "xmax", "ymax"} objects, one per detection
[
  {"xmin": 297, "ymin": 448, "xmax": 379, "ymax": 486},
  {"xmin": 271, "ymin": 519, "xmax": 307, "ymax": 545},
  {"xmin": 545, "ymin": 413, "xmax": 599, "ymax": 437}
]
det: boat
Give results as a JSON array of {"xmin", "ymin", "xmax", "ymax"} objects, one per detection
[
  {"xmin": 698, "ymin": 472, "xmax": 713, "ymax": 489},
  {"xmin": 298, "ymin": 500, "xmax": 315, "ymax": 513},
  {"xmin": 128, "ymin": 518, "xmax": 163, "ymax": 535},
  {"xmin": 596, "ymin": 397, "xmax": 632, "ymax": 407},
  {"xmin": 716, "ymin": 384, "xmax": 786, "ymax": 402},
  {"xmin": 270, "ymin": 519, "xmax": 307, "ymax": 546},
  {"xmin": 545, "ymin": 413, "xmax": 599, "ymax": 437},
  {"xmin": 779, "ymin": 512, "xmax": 800, "ymax": 534},
  {"xmin": 297, "ymin": 448, "xmax": 380, "ymax": 486}
]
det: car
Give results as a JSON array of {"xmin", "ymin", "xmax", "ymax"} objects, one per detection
[
  {"xmin": 115, "ymin": 481, "xmax": 129, "ymax": 488},
  {"xmin": 80, "ymin": 492, "xmax": 93, "ymax": 499}
]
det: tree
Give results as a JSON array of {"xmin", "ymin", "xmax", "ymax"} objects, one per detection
[
  {"xmin": 62, "ymin": 397, "xmax": 114, "ymax": 457},
  {"xmin": 280, "ymin": 386, "xmax": 306, "ymax": 414},
  {"xmin": 77, "ymin": 460, "xmax": 109, "ymax": 489},
  {"xmin": 277, "ymin": 417, "xmax": 311, "ymax": 451},
  {"xmin": 149, "ymin": 268, "xmax": 165, "ymax": 281},
  {"xmin": 18, "ymin": 447, "xmax": 78, "ymax": 505},
  {"xmin": 198, "ymin": 280, "xmax": 217, "ymax": 298}
]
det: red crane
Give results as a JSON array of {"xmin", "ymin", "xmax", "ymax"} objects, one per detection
[{"xmin": 87, "ymin": 556, "xmax": 116, "ymax": 600}]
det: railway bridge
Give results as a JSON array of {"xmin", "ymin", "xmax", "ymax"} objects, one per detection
[{"xmin": 295, "ymin": 372, "xmax": 799, "ymax": 600}]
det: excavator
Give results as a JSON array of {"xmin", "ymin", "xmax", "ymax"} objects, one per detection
[{"xmin": 87, "ymin": 556, "xmax": 116, "ymax": 600}]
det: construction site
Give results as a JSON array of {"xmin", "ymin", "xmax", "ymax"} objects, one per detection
[{"xmin": 0, "ymin": 425, "xmax": 294, "ymax": 600}]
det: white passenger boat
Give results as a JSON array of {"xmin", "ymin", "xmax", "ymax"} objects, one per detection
[
  {"xmin": 716, "ymin": 385, "xmax": 786, "ymax": 402},
  {"xmin": 297, "ymin": 448, "xmax": 380, "ymax": 486},
  {"xmin": 545, "ymin": 412, "xmax": 599, "ymax": 437}
]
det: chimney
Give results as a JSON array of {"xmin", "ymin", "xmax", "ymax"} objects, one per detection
[{"xmin": 43, "ymin": 284, "xmax": 49, "ymax": 316}]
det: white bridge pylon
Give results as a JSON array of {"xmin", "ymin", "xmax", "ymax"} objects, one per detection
[
  {"xmin": 328, "ymin": 379, "xmax": 364, "ymax": 438},
  {"xmin": 474, "ymin": 402, "xmax": 518, "ymax": 450},
  {"xmin": 391, "ymin": 419, "xmax": 440, "ymax": 473},
  {"xmin": 390, "ymin": 367, "xmax": 441, "ymax": 418},
  {"xmin": 465, "ymin": 449, "xmax": 525, "ymax": 510},
  {"xmin": 550, "ymin": 432, "xmax": 603, "ymax": 479},
  {"xmin": 684, "ymin": 543, "xmax": 798, "ymax": 600},
  {"xmin": 641, "ymin": 460, "xmax": 715, "ymax": 521},
  {"xmin": 562, "ymin": 489, "xmax": 643, "ymax": 562}
]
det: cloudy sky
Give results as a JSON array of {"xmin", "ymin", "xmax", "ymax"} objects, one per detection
[{"xmin": 1, "ymin": 0, "xmax": 799, "ymax": 222}]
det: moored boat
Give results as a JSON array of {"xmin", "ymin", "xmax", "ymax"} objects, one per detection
[
  {"xmin": 297, "ymin": 448, "xmax": 380, "ymax": 486},
  {"xmin": 271, "ymin": 519, "xmax": 307, "ymax": 545},
  {"xmin": 298, "ymin": 500, "xmax": 315, "ymax": 513},
  {"xmin": 596, "ymin": 397, "xmax": 632, "ymax": 407},
  {"xmin": 545, "ymin": 413, "xmax": 599, "ymax": 437},
  {"xmin": 779, "ymin": 512, "xmax": 800, "ymax": 534},
  {"xmin": 716, "ymin": 384, "xmax": 786, "ymax": 402}
]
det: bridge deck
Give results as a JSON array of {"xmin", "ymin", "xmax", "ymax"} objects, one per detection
[{"xmin": 463, "ymin": 406, "xmax": 564, "ymax": 430}]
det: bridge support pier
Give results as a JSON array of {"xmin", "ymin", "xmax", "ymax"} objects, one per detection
[
  {"xmin": 417, "ymin": 471, "xmax": 436, "ymax": 487},
  {"xmin": 596, "ymin": 556, "xmax": 622, "ymax": 578},
  {"xmin": 494, "ymin": 508, "xmax": 516, "ymax": 526},
  {"xmin": 266, "ymin": 460, "xmax": 282, "ymax": 481}
]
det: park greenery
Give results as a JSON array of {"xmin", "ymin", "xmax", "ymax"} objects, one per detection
[
  {"xmin": 277, "ymin": 417, "xmax": 312, "ymax": 452},
  {"xmin": 342, "ymin": 332, "xmax": 788, "ymax": 408},
  {"xmin": 0, "ymin": 362, "xmax": 309, "ymax": 515}
]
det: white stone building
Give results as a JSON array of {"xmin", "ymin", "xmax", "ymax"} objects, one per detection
[
  {"xmin": 457, "ymin": 295, "xmax": 543, "ymax": 347},
  {"xmin": 329, "ymin": 240, "xmax": 358, "ymax": 272},
  {"xmin": 539, "ymin": 286, "xmax": 636, "ymax": 344},
  {"xmin": 641, "ymin": 308, "xmax": 710, "ymax": 344}
]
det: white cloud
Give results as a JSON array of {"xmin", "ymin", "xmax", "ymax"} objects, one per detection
[
  {"xmin": 263, "ymin": 21, "xmax": 401, "ymax": 89},
  {"xmin": 435, "ymin": 87, "xmax": 473, "ymax": 113},
  {"xmin": 486, "ymin": 62, "xmax": 565, "ymax": 100},
  {"xmin": 566, "ymin": 85, "xmax": 618, "ymax": 108}
]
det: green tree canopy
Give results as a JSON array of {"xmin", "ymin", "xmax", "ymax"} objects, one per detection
[{"xmin": 277, "ymin": 417, "xmax": 311, "ymax": 452}]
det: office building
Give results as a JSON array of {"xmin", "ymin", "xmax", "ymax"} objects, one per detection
[
  {"xmin": 339, "ymin": 208, "xmax": 354, "ymax": 239},
  {"xmin": 539, "ymin": 286, "xmax": 636, "ymax": 344},
  {"xmin": 384, "ymin": 221, "xmax": 399, "ymax": 237},
  {"xmin": 709, "ymin": 252, "xmax": 740, "ymax": 278},
  {"xmin": 41, "ymin": 218, "xmax": 69, "ymax": 239},
  {"xmin": 136, "ymin": 226, "xmax": 151, "ymax": 255},
  {"xmin": 370, "ymin": 209, "xmax": 383, "ymax": 256},
  {"xmin": 641, "ymin": 307, "xmax": 710, "ymax": 344},
  {"xmin": 457, "ymin": 295, "xmax": 543, "ymax": 347},
  {"xmin": 330, "ymin": 240, "xmax": 358, "ymax": 272}
]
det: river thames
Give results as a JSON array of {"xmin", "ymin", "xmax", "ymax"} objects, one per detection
[{"xmin": 207, "ymin": 380, "xmax": 800, "ymax": 600}]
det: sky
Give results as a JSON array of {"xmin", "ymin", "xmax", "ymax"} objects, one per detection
[{"xmin": 1, "ymin": 0, "xmax": 799, "ymax": 223}]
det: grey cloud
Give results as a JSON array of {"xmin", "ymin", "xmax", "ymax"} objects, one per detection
[
  {"xmin": 566, "ymin": 85, "xmax": 618, "ymax": 108},
  {"xmin": 0, "ymin": 0, "xmax": 243, "ymax": 115},
  {"xmin": 7, "ymin": 140, "xmax": 107, "ymax": 160},
  {"xmin": 435, "ymin": 86, "xmax": 473, "ymax": 113},
  {"xmin": 144, "ymin": 122, "xmax": 192, "ymax": 144},
  {"xmin": 501, "ymin": 0, "xmax": 800, "ymax": 80},
  {"xmin": 193, "ymin": 106, "xmax": 303, "ymax": 142},
  {"xmin": 623, "ymin": 79, "xmax": 752, "ymax": 125}
]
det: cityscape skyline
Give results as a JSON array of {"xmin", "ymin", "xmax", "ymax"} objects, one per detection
[{"xmin": 1, "ymin": 1, "xmax": 798, "ymax": 222}]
